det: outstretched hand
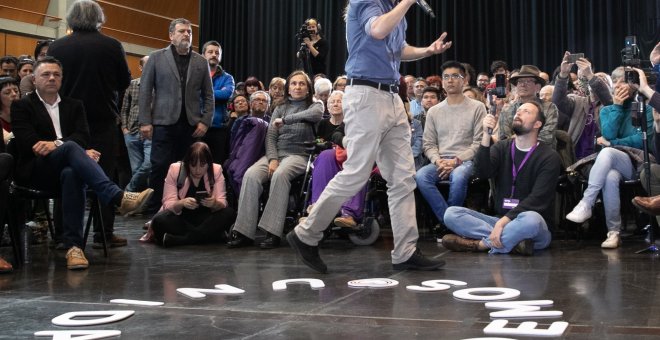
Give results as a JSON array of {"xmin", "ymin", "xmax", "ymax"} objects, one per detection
[{"xmin": 426, "ymin": 32, "xmax": 452, "ymax": 56}]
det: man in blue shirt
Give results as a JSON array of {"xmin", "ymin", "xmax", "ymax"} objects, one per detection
[
  {"xmin": 288, "ymin": 0, "xmax": 452, "ymax": 273},
  {"xmin": 202, "ymin": 40, "xmax": 234, "ymax": 164}
]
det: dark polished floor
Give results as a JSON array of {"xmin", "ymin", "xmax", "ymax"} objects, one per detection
[{"xmin": 1, "ymin": 215, "xmax": 660, "ymax": 339}]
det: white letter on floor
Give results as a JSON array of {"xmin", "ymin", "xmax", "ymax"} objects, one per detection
[
  {"xmin": 486, "ymin": 300, "xmax": 563, "ymax": 318},
  {"xmin": 35, "ymin": 330, "xmax": 121, "ymax": 339},
  {"xmin": 483, "ymin": 319, "xmax": 569, "ymax": 337},
  {"xmin": 51, "ymin": 311, "xmax": 134, "ymax": 327},
  {"xmin": 453, "ymin": 287, "xmax": 520, "ymax": 301},
  {"xmin": 406, "ymin": 280, "xmax": 467, "ymax": 292},
  {"xmin": 272, "ymin": 279, "xmax": 325, "ymax": 291},
  {"xmin": 177, "ymin": 284, "xmax": 245, "ymax": 299}
]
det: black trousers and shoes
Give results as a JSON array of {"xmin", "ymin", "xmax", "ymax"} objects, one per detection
[{"xmin": 151, "ymin": 207, "xmax": 236, "ymax": 247}]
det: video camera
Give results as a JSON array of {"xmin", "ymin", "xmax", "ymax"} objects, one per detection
[
  {"xmin": 621, "ymin": 35, "xmax": 657, "ymax": 86},
  {"xmin": 296, "ymin": 23, "xmax": 313, "ymax": 43}
]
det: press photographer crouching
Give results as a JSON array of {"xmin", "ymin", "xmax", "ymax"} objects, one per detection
[
  {"xmin": 148, "ymin": 142, "xmax": 236, "ymax": 247},
  {"xmin": 296, "ymin": 18, "xmax": 329, "ymax": 76}
]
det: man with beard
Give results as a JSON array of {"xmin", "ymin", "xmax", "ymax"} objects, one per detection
[
  {"xmin": 442, "ymin": 102, "xmax": 560, "ymax": 256},
  {"xmin": 139, "ymin": 18, "xmax": 214, "ymax": 212},
  {"xmin": 202, "ymin": 40, "xmax": 234, "ymax": 164}
]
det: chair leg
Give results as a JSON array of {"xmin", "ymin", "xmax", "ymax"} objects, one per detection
[
  {"xmin": 40, "ymin": 199, "xmax": 56, "ymax": 241},
  {"xmin": 95, "ymin": 197, "xmax": 108, "ymax": 258},
  {"xmin": 82, "ymin": 202, "xmax": 94, "ymax": 251}
]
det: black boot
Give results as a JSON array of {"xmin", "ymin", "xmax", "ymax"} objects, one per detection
[
  {"xmin": 162, "ymin": 233, "xmax": 188, "ymax": 248},
  {"xmin": 227, "ymin": 231, "xmax": 252, "ymax": 248},
  {"xmin": 259, "ymin": 232, "xmax": 281, "ymax": 249}
]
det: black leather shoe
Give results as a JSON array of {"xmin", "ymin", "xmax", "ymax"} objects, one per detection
[
  {"xmin": 392, "ymin": 248, "xmax": 445, "ymax": 271},
  {"xmin": 227, "ymin": 232, "xmax": 252, "ymax": 248},
  {"xmin": 259, "ymin": 233, "xmax": 281, "ymax": 249},
  {"xmin": 286, "ymin": 231, "xmax": 327, "ymax": 274}
]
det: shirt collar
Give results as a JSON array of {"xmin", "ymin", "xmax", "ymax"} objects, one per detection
[{"xmin": 35, "ymin": 90, "xmax": 61, "ymax": 108}]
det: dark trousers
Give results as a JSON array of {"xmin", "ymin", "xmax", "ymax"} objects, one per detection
[
  {"xmin": 31, "ymin": 142, "xmax": 122, "ymax": 249},
  {"xmin": 203, "ymin": 127, "xmax": 229, "ymax": 165},
  {"xmin": 148, "ymin": 120, "xmax": 195, "ymax": 211},
  {"xmin": 151, "ymin": 207, "xmax": 236, "ymax": 245},
  {"xmin": 0, "ymin": 153, "xmax": 12, "ymax": 230},
  {"xmin": 89, "ymin": 121, "xmax": 118, "ymax": 239}
]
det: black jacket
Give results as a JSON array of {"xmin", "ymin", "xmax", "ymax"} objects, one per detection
[{"xmin": 10, "ymin": 92, "xmax": 90, "ymax": 183}]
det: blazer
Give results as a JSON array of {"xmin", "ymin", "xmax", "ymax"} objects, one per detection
[
  {"xmin": 161, "ymin": 162, "xmax": 227, "ymax": 214},
  {"xmin": 138, "ymin": 46, "xmax": 214, "ymax": 128},
  {"xmin": 10, "ymin": 92, "xmax": 90, "ymax": 183}
]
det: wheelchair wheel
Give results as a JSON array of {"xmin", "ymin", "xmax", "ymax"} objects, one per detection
[{"xmin": 348, "ymin": 217, "xmax": 380, "ymax": 246}]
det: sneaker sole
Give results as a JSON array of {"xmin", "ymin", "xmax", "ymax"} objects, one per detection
[
  {"xmin": 121, "ymin": 189, "xmax": 154, "ymax": 217},
  {"xmin": 392, "ymin": 260, "xmax": 446, "ymax": 271},
  {"xmin": 67, "ymin": 264, "xmax": 88, "ymax": 270},
  {"xmin": 286, "ymin": 232, "xmax": 327, "ymax": 274},
  {"xmin": 565, "ymin": 214, "xmax": 591, "ymax": 224},
  {"xmin": 333, "ymin": 220, "xmax": 357, "ymax": 229}
]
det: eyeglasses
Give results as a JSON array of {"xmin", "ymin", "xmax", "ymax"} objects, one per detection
[
  {"xmin": 251, "ymin": 98, "xmax": 268, "ymax": 103},
  {"xmin": 442, "ymin": 73, "xmax": 464, "ymax": 80}
]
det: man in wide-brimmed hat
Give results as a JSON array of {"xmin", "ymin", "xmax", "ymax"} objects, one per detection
[{"xmin": 497, "ymin": 64, "xmax": 559, "ymax": 148}]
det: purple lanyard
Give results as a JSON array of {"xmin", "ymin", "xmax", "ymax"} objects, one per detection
[{"xmin": 510, "ymin": 140, "xmax": 538, "ymax": 197}]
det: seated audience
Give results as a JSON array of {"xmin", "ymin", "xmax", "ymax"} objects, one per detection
[
  {"xmin": 1, "ymin": 77, "xmax": 19, "ymax": 145},
  {"xmin": 566, "ymin": 66, "xmax": 654, "ymax": 249},
  {"xmin": 314, "ymin": 77, "xmax": 333, "ymax": 117},
  {"xmin": 416, "ymin": 86, "xmax": 441, "ymax": 130},
  {"xmin": 230, "ymin": 90, "xmax": 271, "ymax": 142},
  {"xmin": 20, "ymin": 40, "xmax": 51, "ymax": 96},
  {"xmin": 416, "ymin": 61, "xmax": 486, "ymax": 226},
  {"xmin": 539, "ymin": 85, "xmax": 554, "ymax": 103},
  {"xmin": 443, "ymin": 102, "xmax": 560, "ymax": 255},
  {"xmin": 425, "ymin": 75, "xmax": 442, "ymax": 89},
  {"xmin": 0, "ymin": 140, "xmax": 13, "ymax": 273},
  {"xmin": 476, "ymin": 72, "xmax": 489, "ymax": 93},
  {"xmin": 0, "ymin": 56, "xmax": 18, "ymax": 79},
  {"xmin": 462, "ymin": 87, "xmax": 487, "ymax": 106},
  {"xmin": 497, "ymin": 65, "xmax": 558, "ymax": 148},
  {"xmin": 553, "ymin": 52, "xmax": 613, "ymax": 159},
  {"xmin": 11, "ymin": 57, "xmax": 152, "ymax": 270},
  {"xmin": 17, "ymin": 58, "xmax": 34, "ymax": 81},
  {"xmin": 316, "ymin": 91, "xmax": 343, "ymax": 141},
  {"xmin": 333, "ymin": 75, "xmax": 347, "ymax": 92},
  {"xmin": 244, "ymin": 76, "xmax": 264, "ymax": 97},
  {"xmin": 268, "ymin": 77, "xmax": 286, "ymax": 115},
  {"xmin": 410, "ymin": 78, "xmax": 427, "ymax": 119},
  {"xmin": 149, "ymin": 142, "xmax": 236, "ymax": 247},
  {"xmin": 228, "ymin": 70, "xmax": 323, "ymax": 249},
  {"xmin": 227, "ymin": 94, "xmax": 249, "ymax": 134}
]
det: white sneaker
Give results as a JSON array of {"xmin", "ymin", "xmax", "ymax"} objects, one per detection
[
  {"xmin": 601, "ymin": 231, "xmax": 621, "ymax": 249},
  {"xmin": 566, "ymin": 201, "xmax": 592, "ymax": 223}
]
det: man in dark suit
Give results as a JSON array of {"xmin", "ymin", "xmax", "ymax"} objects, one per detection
[
  {"xmin": 139, "ymin": 18, "xmax": 214, "ymax": 212},
  {"xmin": 11, "ymin": 57, "xmax": 152, "ymax": 270},
  {"xmin": 48, "ymin": 0, "xmax": 132, "ymax": 248}
]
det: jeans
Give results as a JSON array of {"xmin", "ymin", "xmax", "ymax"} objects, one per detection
[
  {"xmin": 444, "ymin": 206, "xmax": 552, "ymax": 254},
  {"xmin": 415, "ymin": 161, "xmax": 473, "ymax": 223},
  {"xmin": 580, "ymin": 147, "xmax": 635, "ymax": 232},
  {"xmin": 31, "ymin": 142, "xmax": 122, "ymax": 248},
  {"xmin": 124, "ymin": 132, "xmax": 152, "ymax": 192}
]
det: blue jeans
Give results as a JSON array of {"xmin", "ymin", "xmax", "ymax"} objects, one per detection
[
  {"xmin": 31, "ymin": 142, "xmax": 122, "ymax": 248},
  {"xmin": 415, "ymin": 161, "xmax": 473, "ymax": 223},
  {"xmin": 580, "ymin": 147, "xmax": 634, "ymax": 232},
  {"xmin": 124, "ymin": 132, "xmax": 151, "ymax": 192},
  {"xmin": 444, "ymin": 206, "xmax": 552, "ymax": 254}
]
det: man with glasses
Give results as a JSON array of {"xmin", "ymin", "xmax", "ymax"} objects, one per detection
[
  {"xmin": 497, "ymin": 65, "xmax": 558, "ymax": 147},
  {"xmin": 415, "ymin": 61, "xmax": 486, "ymax": 228}
]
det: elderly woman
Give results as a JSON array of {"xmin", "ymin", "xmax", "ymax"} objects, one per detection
[
  {"xmin": 316, "ymin": 91, "xmax": 343, "ymax": 141},
  {"xmin": 566, "ymin": 67, "xmax": 654, "ymax": 249},
  {"xmin": 228, "ymin": 70, "xmax": 323, "ymax": 249},
  {"xmin": 148, "ymin": 142, "xmax": 235, "ymax": 247},
  {"xmin": 0, "ymin": 77, "xmax": 19, "ymax": 145}
]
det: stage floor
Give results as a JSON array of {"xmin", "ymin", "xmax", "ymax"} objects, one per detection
[{"xmin": 1, "ymin": 215, "xmax": 660, "ymax": 339}]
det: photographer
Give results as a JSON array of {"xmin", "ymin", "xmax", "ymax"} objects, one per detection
[{"xmin": 297, "ymin": 19, "xmax": 329, "ymax": 76}]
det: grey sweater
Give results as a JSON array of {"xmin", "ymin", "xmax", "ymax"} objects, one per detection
[
  {"xmin": 266, "ymin": 99, "xmax": 323, "ymax": 161},
  {"xmin": 423, "ymin": 96, "xmax": 486, "ymax": 163}
]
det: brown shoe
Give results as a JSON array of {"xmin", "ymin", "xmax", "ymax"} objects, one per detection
[
  {"xmin": 66, "ymin": 246, "xmax": 89, "ymax": 270},
  {"xmin": 441, "ymin": 234, "xmax": 481, "ymax": 252},
  {"xmin": 92, "ymin": 234, "xmax": 128, "ymax": 249},
  {"xmin": 333, "ymin": 216, "xmax": 357, "ymax": 229},
  {"xmin": 632, "ymin": 196, "xmax": 660, "ymax": 216},
  {"xmin": 118, "ymin": 189, "xmax": 154, "ymax": 216},
  {"xmin": 0, "ymin": 257, "xmax": 13, "ymax": 273}
]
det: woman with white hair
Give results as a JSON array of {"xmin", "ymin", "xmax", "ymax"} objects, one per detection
[{"xmin": 314, "ymin": 77, "xmax": 333, "ymax": 117}]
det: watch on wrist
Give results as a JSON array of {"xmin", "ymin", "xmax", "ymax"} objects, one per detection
[{"xmin": 54, "ymin": 139, "xmax": 63, "ymax": 147}]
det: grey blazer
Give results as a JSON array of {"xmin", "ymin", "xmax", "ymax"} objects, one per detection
[{"xmin": 138, "ymin": 46, "xmax": 214, "ymax": 127}]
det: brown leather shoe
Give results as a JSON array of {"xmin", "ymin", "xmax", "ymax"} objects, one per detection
[
  {"xmin": 93, "ymin": 234, "xmax": 128, "ymax": 249},
  {"xmin": 632, "ymin": 196, "xmax": 660, "ymax": 216},
  {"xmin": 0, "ymin": 257, "xmax": 13, "ymax": 273},
  {"xmin": 441, "ymin": 234, "xmax": 481, "ymax": 252},
  {"xmin": 66, "ymin": 246, "xmax": 89, "ymax": 270},
  {"xmin": 333, "ymin": 216, "xmax": 357, "ymax": 229}
]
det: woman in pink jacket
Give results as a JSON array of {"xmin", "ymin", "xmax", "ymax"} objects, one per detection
[{"xmin": 150, "ymin": 142, "xmax": 236, "ymax": 247}]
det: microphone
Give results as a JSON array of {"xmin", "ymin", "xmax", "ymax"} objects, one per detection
[{"xmin": 416, "ymin": 0, "xmax": 436, "ymax": 19}]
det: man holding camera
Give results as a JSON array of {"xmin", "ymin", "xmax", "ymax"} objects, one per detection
[{"xmin": 288, "ymin": 0, "xmax": 452, "ymax": 273}]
